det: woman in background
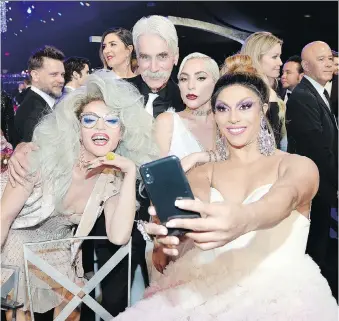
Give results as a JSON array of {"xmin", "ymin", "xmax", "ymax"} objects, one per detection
[
  {"xmin": 99, "ymin": 27, "xmax": 136, "ymax": 79},
  {"xmin": 240, "ymin": 31, "xmax": 287, "ymax": 150}
]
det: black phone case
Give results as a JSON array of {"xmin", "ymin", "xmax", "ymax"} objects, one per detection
[{"xmin": 140, "ymin": 155, "xmax": 201, "ymax": 236}]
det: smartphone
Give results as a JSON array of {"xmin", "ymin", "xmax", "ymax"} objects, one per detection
[{"xmin": 140, "ymin": 155, "xmax": 201, "ymax": 236}]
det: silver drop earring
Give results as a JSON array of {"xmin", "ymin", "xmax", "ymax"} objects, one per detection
[
  {"xmin": 257, "ymin": 114, "xmax": 275, "ymax": 156},
  {"xmin": 216, "ymin": 126, "xmax": 228, "ymax": 161}
]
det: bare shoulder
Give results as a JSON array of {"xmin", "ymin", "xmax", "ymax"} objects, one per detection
[
  {"xmin": 277, "ymin": 152, "xmax": 319, "ymax": 198},
  {"xmin": 187, "ymin": 162, "xmax": 214, "ymax": 202},
  {"xmin": 155, "ymin": 111, "xmax": 174, "ymax": 125},
  {"xmin": 278, "ymin": 152, "xmax": 319, "ymax": 177},
  {"xmin": 187, "ymin": 162, "xmax": 214, "ymax": 184}
]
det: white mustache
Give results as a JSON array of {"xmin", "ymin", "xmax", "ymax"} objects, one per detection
[{"xmin": 142, "ymin": 70, "xmax": 171, "ymax": 79}]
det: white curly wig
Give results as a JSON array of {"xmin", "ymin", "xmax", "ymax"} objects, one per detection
[
  {"xmin": 132, "ymin": 15, "xmax": 179, "ymax": 56},
  {"xmin": 178, "ymin": 52, "xmax": 220, "ymax": 83},
  {"xmin": 30, "ymin": 69, "xmax": 159, "ymax": 210}
]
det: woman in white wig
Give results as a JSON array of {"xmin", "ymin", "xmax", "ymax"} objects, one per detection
[
  {"xmin": 150, "ymin": 53, "xmax": 223, "ymax": 274},
  {"xmin": 1, "ymin": 70, "xmax": 158, "ymax": 321}
]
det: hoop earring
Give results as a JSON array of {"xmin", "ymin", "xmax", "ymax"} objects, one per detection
[{"xmin": 257, "ymin": 114, "xmax": 275, "ymax": 156}]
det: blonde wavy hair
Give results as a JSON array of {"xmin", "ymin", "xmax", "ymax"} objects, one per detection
[
  {"xmin": 240, "ymin": 34, "xmax": 286, "ymax": 144},
  {"xmin": 30, "ymin": 70, "xmax": 159, "ymax": 210},
  {"xmin": 240, "ymin": 32, "xmax": 283, "ymax": 87}
]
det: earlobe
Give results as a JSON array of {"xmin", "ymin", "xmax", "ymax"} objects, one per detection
[
  {"xmin": 262, "ymin": 103, "xmax": 269, "ymax": 114},
  {"xmin": 301, "ymin": 60, "xmax": 307, "ymax": 72},
  {"xmin": 30, "ymin": 70, "xmax": 38, "ymax": 82}
]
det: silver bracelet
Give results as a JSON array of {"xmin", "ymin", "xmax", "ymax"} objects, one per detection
[
  {"xmin": 136, "ymin": 220, "xmax": 153, "ymax": 242},
  {"xmin": 207, "ymin": 150, "xmax": 212, "ymax": 162},
  {"xmin": 211, "ymin": 150, "xmax": 217, "ymax": 162}
]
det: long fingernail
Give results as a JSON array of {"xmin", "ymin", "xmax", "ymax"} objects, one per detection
[
  {"xmin": 174, "ymin": 200, "xmax": 183, "ymax": 207},
  {"xmin": 166, "ymin": 221, "xmax": 175, "ymax": 228}
]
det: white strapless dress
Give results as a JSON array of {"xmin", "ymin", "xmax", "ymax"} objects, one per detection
[{"xmin": 116, "ymin": 185, "xmax": 338, "ymax": 320}]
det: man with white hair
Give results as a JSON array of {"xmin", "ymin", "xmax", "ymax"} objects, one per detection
[{"xmin": 127, "ymin": 15, "xmax": 185, "ymax": 117}]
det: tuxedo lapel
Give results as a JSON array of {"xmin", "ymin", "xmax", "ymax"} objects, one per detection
[{"xmin": 301, "ymin": 78, "xmax": 338, "ymax": 129}]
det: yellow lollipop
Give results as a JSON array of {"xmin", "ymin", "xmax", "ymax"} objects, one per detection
[{"xmin": 106, "ymin": 152, "xmax": 115, "ymax": 161}]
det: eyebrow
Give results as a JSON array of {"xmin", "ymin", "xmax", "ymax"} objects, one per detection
[
  {"xmin": 103, "ymin": 41, "xmax": 117, "ymax": 45},
  {"xmin": 139, "ymin": 51, "xmax": 169, "ymax": 57},
  {"xmin": 180, "ymin": 71, "xmax": 208, "ymax": 76},
  {"xmin": 316, "ymin": 55, "xmax": 332, "ymax": 59},
  {"xmin": 216, "ymin": 97, "xmax": 255, "ymax": 107}
]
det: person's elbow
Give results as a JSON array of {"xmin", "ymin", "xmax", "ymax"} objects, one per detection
[{"xmin": 107, "ymin": 232, "xmax": 131, "ymax": 246}]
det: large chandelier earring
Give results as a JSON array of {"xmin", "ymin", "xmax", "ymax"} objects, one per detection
[
  {"xmin": 216, "ymin": 126, "xmax": 228, "ymax": 161},
  {"xmin": 257, "ymin": 114, "xmax": 275, "ymax": 156}
]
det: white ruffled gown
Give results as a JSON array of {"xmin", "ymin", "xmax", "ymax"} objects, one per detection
[{"xmin": 116, "ymin": 185, "xmax": 338, "ymax": 320}]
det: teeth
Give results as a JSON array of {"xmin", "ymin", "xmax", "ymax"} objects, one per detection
[
  {"xmin": 92, "ymin": 135, "xmax": 108, "ymax": 141},
  {"xmin": 229, "ymin": 128, "xmax": 245, "ymax": 133}
]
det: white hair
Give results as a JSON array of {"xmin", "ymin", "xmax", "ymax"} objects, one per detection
[
  {"xmin": 178, "ymin": 52, "xmax": 220, "ymax": 83},
  {"xmin": 132, "ymin": 15, "xmax": 179, "ymax": 55},
  {"xmin": 30, "ymin": 69, "xmax": 159, "ymax": 210}
]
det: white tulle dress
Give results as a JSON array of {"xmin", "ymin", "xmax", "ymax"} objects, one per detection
[{"xmin": 116, "ymin": 185, "xmax": 338, "ymax": 320}]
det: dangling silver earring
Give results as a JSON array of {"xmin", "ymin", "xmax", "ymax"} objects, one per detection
[
  {"xmin": 216, "ymin": 126, "xmax": 228, "ymax": 161},
  {"xmin": 258, "ymin": 114, "xmax": 275, "ymax": 156}
]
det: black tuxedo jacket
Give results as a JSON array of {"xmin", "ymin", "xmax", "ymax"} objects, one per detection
[
  {"xmin": 286, "ymin": 77, "xmax": 338, "ymax": 206},
  {"xmin": 126, "ymin": 75, "xmax": 185, "ymax": 117},
  {"xmin": 13, "ymin": 88, "xmax": 51, "ymax": 147}
]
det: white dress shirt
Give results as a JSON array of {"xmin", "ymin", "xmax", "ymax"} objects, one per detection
[
  {"xmin": 304, "ymin": 75, "xmax": 331, "ymax": 110},
  {"xmin": 145, "ymin": 93, "xmax": 159, "ymax": 117},
  {"xmin": 284, "ymin": 89, "xmax": 292, "ymax": 104},
  {"xmin": 30, "ymin": 86, "xmax": 56, "ymax": 109}
]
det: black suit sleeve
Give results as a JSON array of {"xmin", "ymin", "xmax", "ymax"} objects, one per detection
[
  {"xmin": 22, "ymin": 101, "xmax": 46, "ymax": 142},
  {"xmin": 286, "ymin": 93, "xmax": 337, "ymax": 206}
]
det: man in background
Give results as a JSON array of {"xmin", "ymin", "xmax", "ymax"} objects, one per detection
[{"xmin": 280, "ymin": 55, "xmax": 304, "ymax": 103}]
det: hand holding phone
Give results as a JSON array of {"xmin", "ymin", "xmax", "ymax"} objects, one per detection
[{"xmin": 140, "ymin": 156, "xmax": 201, "ymax": 236}]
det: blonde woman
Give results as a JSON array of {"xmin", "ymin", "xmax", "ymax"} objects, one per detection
[
  {"xmin": 241, "ymin": 32, "xmax": 287, "ymax": 150},
  {"xmin": 150, "ymin": 52, "xmax": 220, "ymax": 274}
]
